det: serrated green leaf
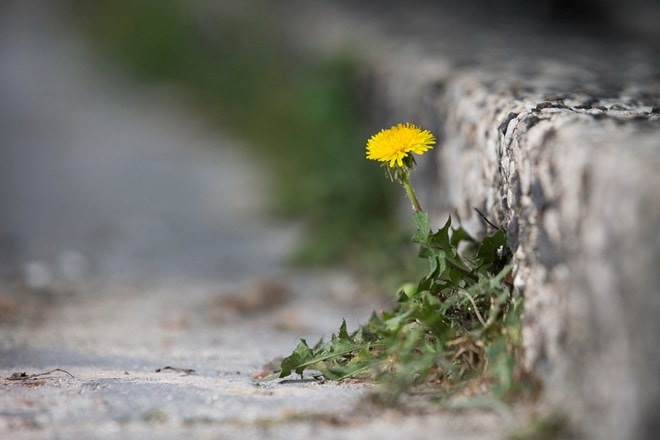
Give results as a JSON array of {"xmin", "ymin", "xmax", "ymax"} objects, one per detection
[
  {"xmin": 412, "ymin": 211, "xmax": 430, "ymax": 244},
  {"xmin": 338, "ymin": 319, "xmax": 350, "ymax": 341},
  {"xmin": 279, "ymin": 339, "xmax": 314, "ymax": 378},
  {"xmin": 384, "ymin": 309, "xmax": 413, "ymax": 332},
  {"xmin": 427, "ymin": 216, "xmax": 452, "ymax": 251},
  {"xmin": 450, "ymin": 224, "xmax": 475, "ymax": 247},
  {"xmin": 398, "ymin": 282, "xmax": 418, "ymax": 299},
  {"xmin": 475, "ymin": 229, "xmax": 507, "ymax": 266}
]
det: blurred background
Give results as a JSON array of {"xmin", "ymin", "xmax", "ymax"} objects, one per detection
[
  {"xmin": 1, "ymin": 0, "xmax": 658, "ymax": 291},
  {"xmin": 0, "ymin": 0, "xmax": 404, "ymax": 293}
]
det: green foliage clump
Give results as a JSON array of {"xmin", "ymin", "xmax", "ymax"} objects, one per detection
[{"xmin": 279, "ymin": 213, "xmax": 524, "ymax": 400}]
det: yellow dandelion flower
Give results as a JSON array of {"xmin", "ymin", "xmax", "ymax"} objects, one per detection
[{"xmin": 366, "ymin": 123, "xmax": 436, "ymax": 168}]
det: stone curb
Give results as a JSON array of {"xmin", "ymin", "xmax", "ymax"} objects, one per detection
[{"xmin": 282, "ymin": 2, "xmax": 660, "ymax": 438}]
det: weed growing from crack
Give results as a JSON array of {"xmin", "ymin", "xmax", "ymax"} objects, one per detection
[{"xmin": 278, "ymin": 123, "xmax": 526, "ymax": 401}]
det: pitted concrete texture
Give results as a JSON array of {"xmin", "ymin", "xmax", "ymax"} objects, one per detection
[
  {"xmin": 0, "ymin": 2, "xmax": 513, "ymax": 439},
  {"xmin": 1, "ymin": 276, "xmax": 508, "ymax": 440},
  {"xmin": 273, "ymin": 1, "xmax": 660, "ymax": 439},
  {"xmin": 439, "ymin": 72, "xmax": 660, "ymax": 440}
]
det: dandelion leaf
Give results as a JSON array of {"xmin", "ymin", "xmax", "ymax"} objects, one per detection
[{"xmin": 279, "ymin": 339, "xmax": 314, "ymax": 378}]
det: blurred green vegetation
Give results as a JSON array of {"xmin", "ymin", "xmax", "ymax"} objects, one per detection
[{"xmin": 66, "ymin": 0, "xmax": 413, "ymax": 272}]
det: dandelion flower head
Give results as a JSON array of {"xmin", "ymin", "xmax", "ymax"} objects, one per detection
[{"xmin": 366, "ymin": 123, "xmax": 436, "ymax": 168}]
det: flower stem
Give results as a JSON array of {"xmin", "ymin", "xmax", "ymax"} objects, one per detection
[{"xmin": 401, "ymin": 173, "xmax": 423, "ymax": 213}]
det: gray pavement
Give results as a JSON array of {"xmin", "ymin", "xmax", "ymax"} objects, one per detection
[{"xmin": 0, "ymin": 2, "xmax": 513, "ymax": 439}]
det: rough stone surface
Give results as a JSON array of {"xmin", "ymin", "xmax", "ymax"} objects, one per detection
[
  {"xmin": 280, "ymin": 1, "xmax": 660, "ymax": 438},
  {"xmin": 439, "ymin": 71, "xmax": 660, "ymax": 440}
]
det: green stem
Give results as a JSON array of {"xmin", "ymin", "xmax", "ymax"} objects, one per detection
[{"xmin": 401, "ymin": 173, "xmax": 423, "ymax": 213}]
